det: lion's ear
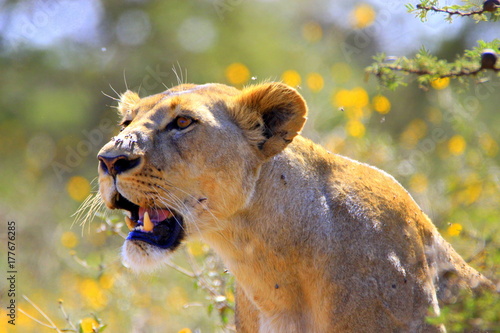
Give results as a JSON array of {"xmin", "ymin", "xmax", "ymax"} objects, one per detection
[
  {"xmin": 235, "ymin": 83, "xmax": 308, "ymax": 158},
  {"xmin": 118, "ymin": 90, "xmax": 140, "ymax": 117}
]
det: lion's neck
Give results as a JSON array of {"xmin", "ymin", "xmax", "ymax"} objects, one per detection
[{"xmin": 203, "ymin": 137, "xmax": 334, "ymax": 314}]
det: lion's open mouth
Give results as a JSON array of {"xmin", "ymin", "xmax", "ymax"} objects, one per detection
[{"xmin": 115, "ymin": 194, "xmax": 184, "ymax": 250}]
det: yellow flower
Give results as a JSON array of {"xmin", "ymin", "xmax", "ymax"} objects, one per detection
[
  {"xmin": 281, "ymin": 70, "xmax": 301, "ymax": 87},
  {"xmin": 178, "ymin": 329, "xmax": 192, "ymax": 333},
  {"xmin": 447, "ymin": 223, "xmax": 463, "ymax": 237},
  {"xmin": 306, "ymin": 73, "xmax": 324, "ymax": 92},
  {"xmin": 431, "ymin": 77, "xmax": 450, "ymax": 90},
  {"xmin": 67, "ymin": 176, "xmax": 91, "ymax": 202},
  {"xmin": 352, "ymin": 3, "xmax": 376, "ymax": 29},
  {"xmin": 448, "ymin": 135, "xmax": 466, "ymax": 156},
  {"xmin": 346, "ymin": 120, "xmax": 365, "ymax": 138},
  {"xmin": 80, "ymin": 317, "xmax": 99, "ymax": 333},
  {"xmin": 61, "ymin": 231, "xmax": 79, "ymax": 248},
  {"xmin": 372, "ymin": 95, "xmax": 391, "ymax": 114},
  {"xmin": 302, "ymin": 22, "xmax": 322, "ymax": 42},
  {"xmin": 225, "ymin": 63, "xmax": 250, "ymax": 85}
]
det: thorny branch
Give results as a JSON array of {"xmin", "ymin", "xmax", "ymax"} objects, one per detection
[{"xmin": 415, "ymin": 0, "xmax": 499, "ymax": 18}]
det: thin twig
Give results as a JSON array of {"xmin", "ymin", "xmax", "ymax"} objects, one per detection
[
  {"xmin": 58, "ymin": 300, "xmax": 77, "ymax": 331},
  {"xmin": 70, "ymin": 251, "xmax": 92, "ymax": 269},
  {"xmin": 103, "ymin": 214, "xmax": 128, "ymax": 239},
  {"xmin": 372, "ymin": 64, "xmax": 498, "ymax": 79},
  {"xmin": 416, "ymin": 4, "xmax": 486, "ymax": 17},
  {"xmin": 166, "ymin": 261, "xmax": 196, "ymax": 278},
  {"xmin": 184, "ymin": 249, "xmax": 221, "ymax": 298},
  {"xmin": 18, "ymin": 308, "xmax": 58, "ymax": 330},
  {"xmin": 21, "ymin": 295, "xmax": 64, "ymax": 333}
]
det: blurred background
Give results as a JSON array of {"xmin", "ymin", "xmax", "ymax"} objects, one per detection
[{"xmin": 0, "ymin": 0, "xmax": 499, "ymax": 332}]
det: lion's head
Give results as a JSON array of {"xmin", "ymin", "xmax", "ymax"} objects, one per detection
[{"xmin": 97, "ymin": 83, "xmax": 307, "ymax": 271}]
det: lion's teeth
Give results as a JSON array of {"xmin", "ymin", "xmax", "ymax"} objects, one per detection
[
  {"xmin": 143, "ymin": 211, "xmax": 154, "ymax": 232},
  {"xmin": 125, "ymin": 216, "xmax": 136, "ymax": 231}
]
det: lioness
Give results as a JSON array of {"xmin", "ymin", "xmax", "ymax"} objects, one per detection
[{"xmin": 97, "ymin": 82, "xmax": 495, "ymax": 332}]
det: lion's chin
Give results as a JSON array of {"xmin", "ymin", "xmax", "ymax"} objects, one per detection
[{"xmin": 121, "ymin": 240, "xmax": 173, "ymax": 273}]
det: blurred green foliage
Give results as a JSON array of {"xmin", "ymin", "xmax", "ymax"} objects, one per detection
[{"xmin": 0, "ymin": 0, "xmax": 498, "ymax": 332}]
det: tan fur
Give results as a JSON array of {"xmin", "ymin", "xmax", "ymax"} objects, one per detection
[{"xmin": 97, "ymin": 82, "xmax": 495, "ymax": 332}]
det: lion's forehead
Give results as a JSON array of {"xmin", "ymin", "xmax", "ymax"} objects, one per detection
[{"xmin": 131, "ymin": 86, "xmax": 234, "ymax": 127}]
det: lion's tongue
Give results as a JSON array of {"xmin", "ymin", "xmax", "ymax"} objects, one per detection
[{"xmin": 139, "ymin": 207, "xmax": 172, "ymax": 223}]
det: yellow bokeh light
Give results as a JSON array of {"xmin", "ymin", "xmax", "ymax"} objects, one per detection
[
  {"xmin": 352, "ymin": 3, "xmax": 376, "ymax": 29},
  {"xmin": 166, "ymin": 287, "xmax": 188, "ymax": 310},
  {"xmin": 80, "ymin": 317, "xmax": 99, "ymax": 333},
  {"xmin": 281, "ymin": 70, "xmax": 302, "ymax": 87},
  {"xmin": 225, "ymin": 63, "xmax": 250, "ymax": 85},
  {"xmin": 67, "ymin": 176, "xmax": 91, "ymax": 202},
  {"xmin": 99, "ymin": 273, "xmax": 115, "ymax": 289},
  {"xmin": 324, "ymin": 134, "xmax": 345, "ymax": 153},
  {"xmin": 79, "ymin": 278, "xmax": 108, "ymax": 309},
  {"xmin": 346, "ymin": 120, "xmax": 365, "ymax": 138},
  {"xmin": 333, "ymin": 87, "xmax": 368, "ymax": 110},
  {"xmin": 479, "ymin": 134, "xmax": 499, "ymax": 157},
  {"xmin": 447, "ymin": 223, "xmax": 463, "ymax": 237},
  {"xmin": 351, "ymin": 87, "xmax": 369, "ymax": 108},
  {"xmin": 345, "ymin": 107, "xmax": 364, "ymax": 120},
  {"xmin": 448, "ymin": 135, "xmax": 466, "ymax": 156},
  {"xmin": 333, "ymin": 89, "xmax": 353, "ymax": 108},
  {"xmin": 372, "ymin": 95, "xmax": 391, "ymax": 114},
  {"xmin": 426, "ymin": 107, "xmax": 442, "ymax": 124},
  {"xmin": 400, "ymin": 119, "xmax": 428, "ymax": 148},
  {"xmin": 302, "ymin": 22, "xmax": 323, "ymax": 42},
  {"xmin": 306, "ymin": 73, "xmax": 324, "ymax": 92},
  {"xmin": 61, "ymin": 231, "xmax": 79, "ymax": 248},
  {"xmin": 226, "ymin": 288, "xmax": 235, "ymax": 303},
  {"xmin": 12, "ymin": 307, "xmax": 36, "ymax": 329},
  {"xmin": 409, "ymin": 173, "xmax": 428, "ymax": 193},
  {"xmin": 463, "ymin": 183, "xmax": 482, "ymax": 205},
  {"xmin": 431, "ymin": 77, "xmax": 450, "ymax": 90},
  {"xmin": 178, "ymin": 329, "xmax": 192, "ymax": 333},
  {"xmin": 187, "ymin": 240, "xmax": 209, "ymax": 256},
  {"xmin": 332, "ymin": 62, "xmax": 352, "ymax": 83}
]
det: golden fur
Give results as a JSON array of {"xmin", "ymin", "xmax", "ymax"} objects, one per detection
[{"xmin": 97, "ymin": 82, "xmax": 495, "ymax": 332}]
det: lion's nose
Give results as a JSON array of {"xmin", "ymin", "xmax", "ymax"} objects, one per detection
[{"xmin": 98, "ymin": 154, "xmax": 141, "ymax": 177}]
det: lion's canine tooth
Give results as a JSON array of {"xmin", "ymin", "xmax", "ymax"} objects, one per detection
[
  {"xmin": 143, "ymin": 211, "xmax": 154, "ymax": 232},
  {"xmin": 125, "ymin": 216, "xmax": 136, "ymax": 231}
]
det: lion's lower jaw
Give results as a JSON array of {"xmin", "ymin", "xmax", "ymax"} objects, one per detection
[{"xmin": 121, "ymin": 240, "xmax": 172, "ymax": 273}]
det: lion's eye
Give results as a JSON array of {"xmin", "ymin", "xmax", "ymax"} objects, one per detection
[{"xmin": 175, "ymin": 116, "xmax": 193, "ymax": 129}]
